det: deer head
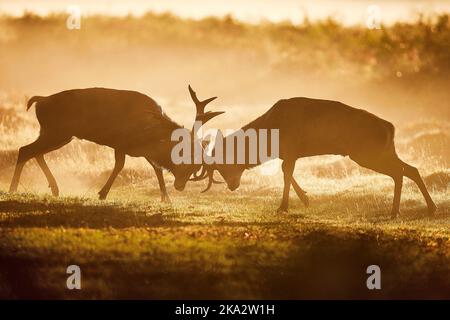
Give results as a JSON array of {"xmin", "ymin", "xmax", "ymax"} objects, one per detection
[{"xmin": 190, "ymin": 128, "xmax": 246, "ymax": 193}]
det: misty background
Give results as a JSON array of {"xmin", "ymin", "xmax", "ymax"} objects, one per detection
[{"xmin": 0, "ymin": 1, "xmax": 448, "ymax": 194}]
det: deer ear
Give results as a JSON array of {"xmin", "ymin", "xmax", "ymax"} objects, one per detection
[
  {"xmin": 215, "ymin": 129, "xmax": 224, "ymax": 138},
  {"xmin": 214, "ymin": 129, "xmax": 224, "ymax": 147}
]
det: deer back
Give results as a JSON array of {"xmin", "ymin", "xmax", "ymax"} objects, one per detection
[{"xmin": 32, "ymin": 88, "xmax": 180, "ymax": 152}]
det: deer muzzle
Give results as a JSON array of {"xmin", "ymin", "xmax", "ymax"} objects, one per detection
[
  {"xmin": 174, "ymin": 180, "xmax": 187, "ymax": 191},
  {"xmin": 227, "ymin": 179, "xmax": 240, "ymax": 191}
]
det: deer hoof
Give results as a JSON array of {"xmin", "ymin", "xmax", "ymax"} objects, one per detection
[
  {"xmin": 161, "ymin": 195, "xmax": 171, "ymax": 204},
  {"xmin": 428, "ymin": 203, "xmax": 437, "ymax": 215},
  {"xmin": 49, "ymin": 184, "xmax": 59, "ymax": 197},
  {"xmin": 390, "ymin": 211, "xmax": 400, "ymax": 219},
  {"xmin": 277, "ymin": 207, "xmax": 288, "ymax": 214},
  {"xmin": 98, "ymin": 191, "xmax": 107, "ymax": 200},
  {"xmin": 300, "ymin": 195, "xmax": 310, "ymax": 207},
  {"xmin": 9, "ymin": 182, "xmax": 18, "ymax": 193}
]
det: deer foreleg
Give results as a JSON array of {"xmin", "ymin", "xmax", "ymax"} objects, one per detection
[
  {"xmin": 391, "ymin": 174, "xmax": 403, "ymax": 218},
  {"xmin": 146, "ymin": 158, "xmax": 170, "ymax": 203},
  {"xmin": 98, "ymin": 150, "xmax": 125, "ymax": 200}
]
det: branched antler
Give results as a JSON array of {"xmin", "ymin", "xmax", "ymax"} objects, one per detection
[
  {"xmin": 189, "ymin": 165, "xmax": 222, "ymax": 192},
  {"xmin": 201, "ymin": 167, "xmax": 222, "ymax": 193},
  {"xmin": 189, "ymin": 85, "xmax": 224, "ymax": 130},
  {"xmin": 189, "ymin": 166, "xmax": 208, "ymax": 181}
]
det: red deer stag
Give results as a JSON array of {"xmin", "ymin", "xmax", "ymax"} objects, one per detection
[
  {"xmin": 9, "ymin": 86, "xmax": 223, "ymax": 200},
  {"xmin": 201, "ymin": 97, "xmax": 436, "ymax": 217}
]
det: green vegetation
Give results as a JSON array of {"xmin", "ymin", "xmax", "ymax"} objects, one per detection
[{"xmin": 0, "ymin": 177, "xmax": 448, "ymax": 298}]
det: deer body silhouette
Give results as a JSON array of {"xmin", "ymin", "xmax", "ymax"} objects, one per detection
[
  {"xmin": 212, "ymin": 97, "xmax": 437, "ymax": 216},
  {"xmin": 9, "ymin": 87, "xmax": 223, "ymax": 200}
]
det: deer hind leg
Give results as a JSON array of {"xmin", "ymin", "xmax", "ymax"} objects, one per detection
[
  {"xmin": 146, "ymin": 158, "xmax": 170, "ymax": 203},
  {"xmin": 351, "ymin": 154, "xmax": 404, "ymax": 217},
  {"xmin": 98, "ymin": 150, "xmax": 125, "ymax": 200},
  {"xmin": 277, "ymin": 159, "xmax": 296, "ymax": 213},
  {"xmin": 35, "ymin": 155, "xmax": 59, "ymax": 196},
  {"xmin": 400, "ymin": 160, "xmax": 437, "ymax": 215},
  {"xmin": 9, "ymin": 135, "xmax": 71, "ymax": 194},
  {"xmin": 292, "ymin": 178, "xmax": 309, "ymax": 207},
  {"xmin": 391, "ymin": 173, "xmax": 404, "ymax": 218}
]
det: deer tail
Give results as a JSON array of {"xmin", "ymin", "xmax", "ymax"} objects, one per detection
[{"xmin": 26, "ymin": 96, "xmax": 45, "ymax": 110}]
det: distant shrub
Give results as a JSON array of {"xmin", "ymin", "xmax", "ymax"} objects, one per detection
[{"xmin": 1, "ymin": 12, "xmax": 449, "ymax": 80}]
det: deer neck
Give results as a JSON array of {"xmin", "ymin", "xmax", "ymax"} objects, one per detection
[{"xmin": 149, "ymin": 139, "xmax": 178, "ymax": 172}]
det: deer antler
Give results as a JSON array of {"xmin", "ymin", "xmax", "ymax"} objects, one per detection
[
  {"xmin": 201, "ymin": 167, "xmax": 222, "ymax": 193},
  {"xmin": 189, "ymin": 85, "xmax": 224, "ymax": 130},
  {"xmin": 187, "ymin": 85, "xmax": 224, "ymax": 191},
  {"xmin": 189, "ymin": 166, "xmax": 222, "ymax": 192},
  {"xmin": 189, "ymin": 166, "xmax": 208, "ymax": 181}
]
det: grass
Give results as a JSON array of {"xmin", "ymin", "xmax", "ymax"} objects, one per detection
[{"xmin": 0, "ymin": 175, "xmax": 448, "ymax": 299}]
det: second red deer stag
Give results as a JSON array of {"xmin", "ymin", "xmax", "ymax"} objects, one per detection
[
  {"xmin": 204, "ymin": 97, "xmax": 436, "ymax": 217},
  {"xmin": 9, "ymin": 86, "xmax": 223, "ymax": 200}
]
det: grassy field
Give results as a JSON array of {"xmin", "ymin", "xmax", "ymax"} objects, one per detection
[{"xmin": 0, "ymin": 164, "xmax": 449, "ymax": 299}]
